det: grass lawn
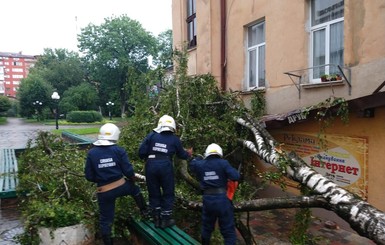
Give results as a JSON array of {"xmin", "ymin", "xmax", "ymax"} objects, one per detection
[
  {"xmin": 0, "ymin": 117, "xmax": 6, "ymax": 125},
  {"xmin": 6, "ymin": 117, "xmax": 128, "ymax": 136},
  {"xmin": 50, "ymin": 127, "xmax": 100, "ymax": 135}
]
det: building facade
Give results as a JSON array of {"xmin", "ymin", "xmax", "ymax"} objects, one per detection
[
  {"xmin": 172, "ymin": 0, "xmax": 385, "ymax": 212},
  {"xmin": 0, "ymin": 52, "xmax": 37, "ymax": 98}
]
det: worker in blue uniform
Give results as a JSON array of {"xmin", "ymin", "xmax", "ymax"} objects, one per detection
[
  {"xmin": 139, "ymin": 115, "xmax": 192, "ymax": 228},
  {"xmin": 85, "ymin": 123, "xmax": 148, "ymax": 245},
  {"xmin": 189, "ymin": 143, "xmax": 240, "ymax": 245}
]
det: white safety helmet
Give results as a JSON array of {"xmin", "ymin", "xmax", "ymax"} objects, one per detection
[
  {"xmin": 153, "ymin": 115, "xmax": 176, "ymax": 133},
  {"xmin": 93, "ymin": 123, "xmax": 121, "ymax": 146},
  {"xmin": 204, "ymin": 143, "xmax": 223, "ymax": 158}
]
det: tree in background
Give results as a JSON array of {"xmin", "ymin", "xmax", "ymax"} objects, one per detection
[
  {"xmin": 17, "ymin": 73, "xmax": 53, "ymax": 118},
  {"xmin": 59, "ymin": 82, "xmax": 98, "ymax": 114},
  {"xmin": 153, "ymin": 29, "xmax": 173, "ymax": 69},
  {"xmin": 31, "ymin": 48, "xmax": 86, "ymax": 96},
  {"xmin": 19, "ymin": 48, "xmax": 89, "ymax": 118},
  {"xmin": 78, "ymin": 15, "xmax": 158, "ymax": 117},
  {"xmin": 0, "ymin": 96, "xmax": 11, "ymax": 116}
]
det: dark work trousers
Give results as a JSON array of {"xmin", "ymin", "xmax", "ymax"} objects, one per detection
[
  {"xmin": 97, "ymin": 180, "xmax": 141, "ymax": 236},
  {"xmin": 145, "ymin": 160, "xmax": 175, "ymax": 212},
  {"xmin": 201, "ymin": 194, "xmax": 236, "ymax": 245}
]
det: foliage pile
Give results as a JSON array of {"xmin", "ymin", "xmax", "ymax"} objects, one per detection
[{"xmin": 16, "ymin": 132, "xmax": 97, "ymax": 244}]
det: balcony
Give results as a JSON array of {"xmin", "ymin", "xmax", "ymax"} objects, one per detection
[{"xmin": 284, "ymin": 64, "xmax": 351, "ymax": 98}]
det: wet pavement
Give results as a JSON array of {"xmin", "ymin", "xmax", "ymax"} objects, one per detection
[
  {"xmin": 237, "ymin": 208, "xmax": 375, "ymax": 245},
  {"xmin": 0, "ymin": 117, "xmax": 97, "ymax": 149},
  {"xmin": 0, "ymin": 118, "xmax": 378, "ymax": 244},
  {"xmin": 0, "ymin": 199, "xmax": 22, "ymax": 245}
]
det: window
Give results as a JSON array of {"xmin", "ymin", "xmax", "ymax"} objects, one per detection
[
  {"xmin": 186, "ymin": 0, "xmax": 196, "ymax": 48},
  {"xmin": 311, "ymin": 0, "xmax": 344, "ymax": 80},
  {"xmin": 247, "ymin": 21, "xmax": 265, "ymax": 90}
]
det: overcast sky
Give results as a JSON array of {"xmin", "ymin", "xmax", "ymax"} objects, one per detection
[{"xmin": 0, "ymin": 0, "xmax": 172, "ymax": 55}]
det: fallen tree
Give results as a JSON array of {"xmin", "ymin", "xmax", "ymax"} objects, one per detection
[
  {"xmin": 121, "ymin": 50, "xmax": 385, "ymax": 244},
  {"xmin": 236, "ymin": 115, "xmax": 385, "ymax": 244}
]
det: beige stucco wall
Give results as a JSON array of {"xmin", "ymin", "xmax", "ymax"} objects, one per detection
[
  {"xmin": 172, "ymin": 0, "xmax": 385, "ymax": 114},
  {"xmin": 172, "ymin": 0, "xmax": 222, "ymax": 78}
]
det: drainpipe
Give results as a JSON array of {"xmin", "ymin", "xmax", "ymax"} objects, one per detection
[{"xmin": 220, "ymin": 0, "xmax": 227, "ymax": 91}]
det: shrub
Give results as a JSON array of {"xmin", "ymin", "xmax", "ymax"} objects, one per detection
[{"xmin": 66, "ymin": 110, "xmax": 102, "ymax": 123}]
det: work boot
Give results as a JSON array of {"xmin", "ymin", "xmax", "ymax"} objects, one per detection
[
  {"xmin": 102, "ymin": 235, "xmax": 114, "ymax": 245},
  {"xmin": 133, "ymin": 193, "xmax": 150, "ymax": 219},
  {"xmin": 152, "ymin": 208, "xmax": 161, "ymax": 228},
  {"xmin": 160, "ymin": 212, "xmax": 176, "ymax": 229}
]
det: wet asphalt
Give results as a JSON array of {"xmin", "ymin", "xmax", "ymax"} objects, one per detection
[{"xmin": 0, "ymin": 117, "xmax": 97, "ymax": 149}]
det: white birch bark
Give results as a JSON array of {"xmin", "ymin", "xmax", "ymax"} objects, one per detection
[{"xmin": 236, "ymin": 117, "xmax": 385, "ymax": 244}]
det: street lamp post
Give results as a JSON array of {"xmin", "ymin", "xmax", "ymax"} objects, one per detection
[
  {"xmin": 32, "ymin": 100, "xmax": 43, "ymax": 121},
  {"xmin": 51, "ymin": 92, "xmax": 60, "ymax": 129},
  {"xmin": 106, "ymin": 101, "xmax": 114, "ymax": 120}
]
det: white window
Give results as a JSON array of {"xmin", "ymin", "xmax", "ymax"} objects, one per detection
[
  {"xmin": 311, "ymin": 0, "xmax": 344, "ymax": 81},
  {"xmin": 247, "ymin": 21, "xmax": 265, "ymax": 90},
  {"xmin": 186, "ymin": 0, "xmax": 197, "ymax": 48},
  {"xmin": 12, "ymin": 68, "xmax": 23, "ymax": 72},
  {"xmin": 12, "ymin": 74, "xmax": 24, "ymax": 79}
]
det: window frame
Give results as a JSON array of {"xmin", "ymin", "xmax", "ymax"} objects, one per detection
[
  {"xmin": 310, "ymin": 0, "xmax": 344, "ymax": 83},
  {"xmin": 246, "ymin": 21, "xmax": 266, "ymax": 91},
  {"xmin": 186, "ymin": 0, "xmax": 197, "ymax": 48}
]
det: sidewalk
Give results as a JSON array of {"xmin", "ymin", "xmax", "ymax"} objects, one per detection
[
  {"xmin": 238, "ymin": 208, "xmax": 375, "ymax": 245},
  {"xmin": 0, "ymin": 199, "xmax": 23, "ymax": 245}
]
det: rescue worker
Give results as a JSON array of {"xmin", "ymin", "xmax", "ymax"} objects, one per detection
[
  {"xmin": 139, "ymin": 115, "xmax": 192, "ymax": 228},
  {"xmin": 189, "ymin": 143, "xmax": 240, "ymax": 245},
  {"xmin": 85, "ymin": 123, "xmax": 148, "ymax": 245}
]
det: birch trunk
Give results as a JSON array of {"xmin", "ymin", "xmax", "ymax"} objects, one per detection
[{"xmin": 236, "ymin": 117, "xmax": 385, "ymax": 244}]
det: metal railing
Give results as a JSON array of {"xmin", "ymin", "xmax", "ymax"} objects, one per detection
[{"xmin": 284, "ymin": 64, "xmax": 351, "ymax": 98}]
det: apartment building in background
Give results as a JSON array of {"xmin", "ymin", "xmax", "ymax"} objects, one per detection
[
  {"xmin": 0, "ymin": 52, "xmax": 37, "ymax": 98},
  {"xmin": 172, "ymin": 0, "xmax": 385, "ymax": 216}
]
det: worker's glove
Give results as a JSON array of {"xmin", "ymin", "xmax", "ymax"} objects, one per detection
[
  {"xmin": 226, "ymin": 180, "xmax": 238, "ymax": 201},
  {"xmin": 185, "ymin": 147, "xmax": 192, "ymax": 156}
]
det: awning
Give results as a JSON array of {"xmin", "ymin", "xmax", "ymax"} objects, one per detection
[{"xmin": 261, "ymin": 90, "xmax": 385, "ymax": 129}]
